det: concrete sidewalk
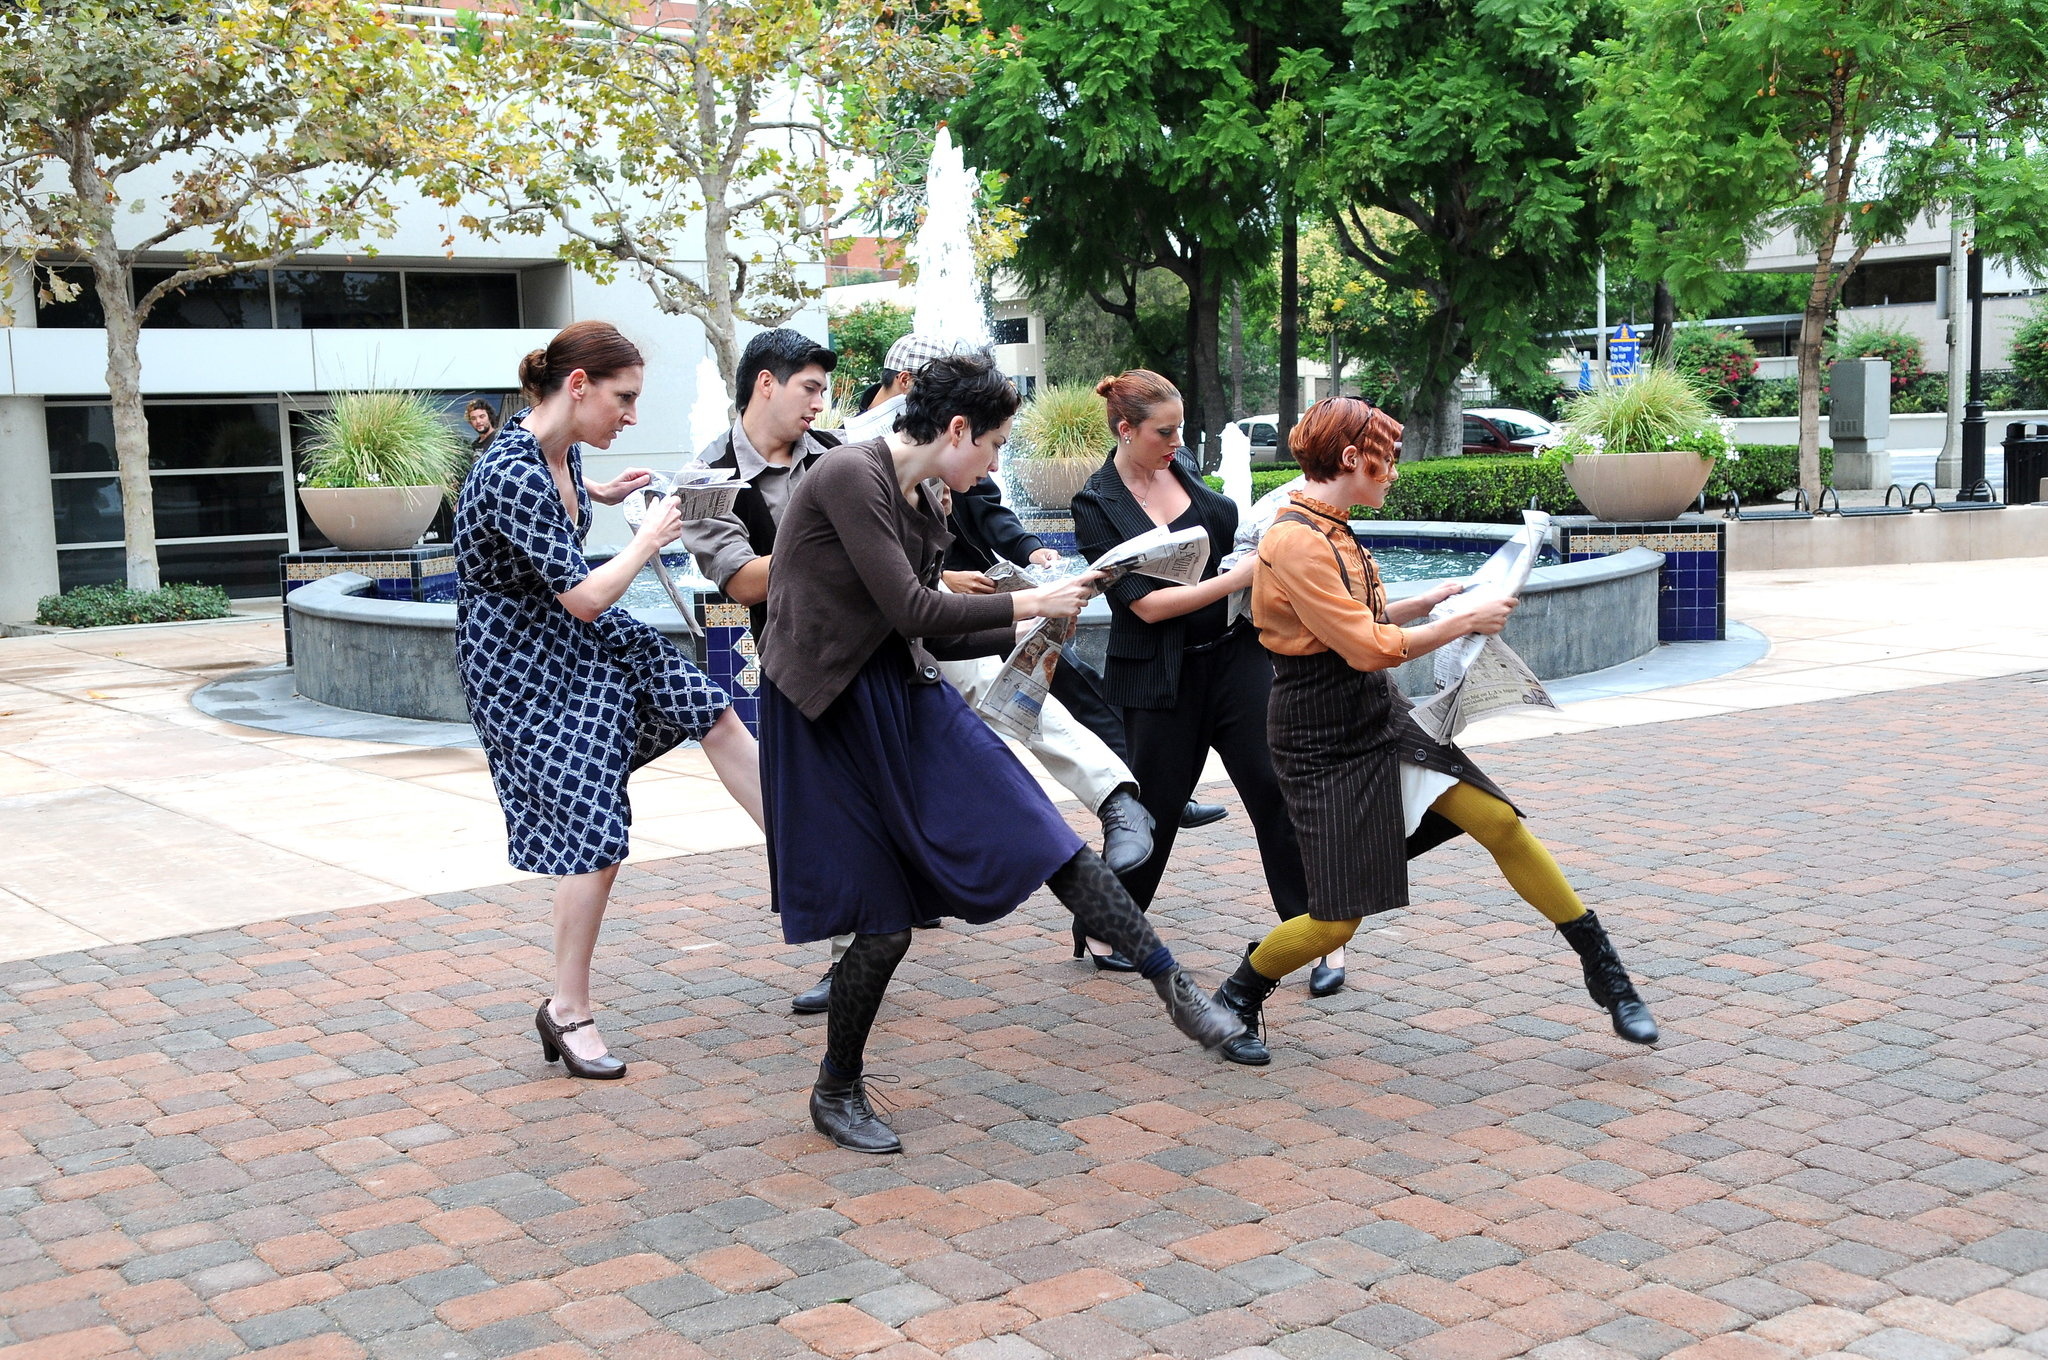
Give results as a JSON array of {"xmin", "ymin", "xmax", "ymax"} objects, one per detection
[{"xmin": 3, "ymin": 558, "xmax": 2045, "ymax": 963}]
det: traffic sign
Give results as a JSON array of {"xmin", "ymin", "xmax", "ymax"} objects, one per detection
[{"xmin": 1609, "ymin": 323, "xmax": 1641, "ymax": 381}]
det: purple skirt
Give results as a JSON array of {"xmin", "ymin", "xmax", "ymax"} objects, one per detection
[{"xmin": 761, "ymin": 641, "xmax": 1084, "ymax": 944}]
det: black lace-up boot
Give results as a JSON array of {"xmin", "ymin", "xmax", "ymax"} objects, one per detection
[
  {"xmin": 809, "ymin": 1062, "xmax": 901, "ymax": 1154},
  {"xmin": 1557, "ymin": 911, "xmax": 1660, "ymax": 1045},
  {"xmin": 1210, "ymin": 945, "xmax": 1282, "ymax": 1066}
]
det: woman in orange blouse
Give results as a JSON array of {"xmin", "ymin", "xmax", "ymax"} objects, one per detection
[{"xmin": 1207, "ymin": 397, "xmax": 1660, "ymax": 1063}]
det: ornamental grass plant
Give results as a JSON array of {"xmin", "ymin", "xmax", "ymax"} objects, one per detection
[
  {"xmin": 1008, "ymin": 383, "xmax": 1108, "ymax": 508},
  {"xmin": 299, "ymin": 391, "xmax": 470, "ymax": 496},
  {"xmin": 1555, "ymin": 367, "xmax": 1732, "ymax": 462}
]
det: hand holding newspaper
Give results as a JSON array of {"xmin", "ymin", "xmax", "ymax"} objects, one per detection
[
  {"xmin": 1405, "ymin": 510, "xmax": 1558, "ymax": 742},
  {"xmin": 619, "ymin": 461, "xmax": 746, "ymax": 637},
  {"xmin": 976, "ymin": 524, "xmax": 1211, "ymax": 740}
]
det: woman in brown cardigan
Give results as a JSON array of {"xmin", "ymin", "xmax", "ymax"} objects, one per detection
[
  {"xmin": 759, "ymin": 352, "xmax": 1242, "ymax": 1154},
  {"xmin": 1208, "ymin": 397, "xmax": 1660, "ymax": 1063}
]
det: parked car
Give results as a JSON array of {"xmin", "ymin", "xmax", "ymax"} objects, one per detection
[
  {"xmin": 1463, "ymin": 408, "xmax": 1563, "ymax": 455},
  {"xmin": 1233, "ymin": 415, "xmax": 1284, "ymax": 467}
]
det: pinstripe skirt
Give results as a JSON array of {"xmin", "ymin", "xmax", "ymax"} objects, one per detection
[{"xmin": 1268, "ymin": 649, "xmax": 1514, "ymax": 921}]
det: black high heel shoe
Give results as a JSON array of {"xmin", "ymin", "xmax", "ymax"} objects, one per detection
[
  {"xmin": 535, "ymin": 1001, "xmax": 626, "ymax": 1080},
  {"xmin": 1308, "ymin": 957, "xmax": 1346, "ymax": 997},
  {"xmin": 1070, "ymin": 925, "xmax": 1137, "ymax": 972}
]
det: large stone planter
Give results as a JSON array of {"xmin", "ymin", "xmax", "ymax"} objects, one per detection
[
  {"xmin": 1563, "ymin": 451, "xmax": 1716, "ymax": 522},
  {"xmin": 1007, "ymin": 457, "xmax": 1098, "ymax": 511},
  {"xmin": 298, "ymin": 486, "xmax": 443, "ymax": 551}
]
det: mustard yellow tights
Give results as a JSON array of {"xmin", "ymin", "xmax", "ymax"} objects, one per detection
[{"xmin": 1248, "ymin": 781, "xmax": 1587, "ymax": 981}]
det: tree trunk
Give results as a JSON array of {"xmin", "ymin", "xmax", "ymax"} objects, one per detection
[
  {"xmin": 1329, "ymin": 330, "xmax": 1341, "ymax": 400},
  {"xmin": 1795, "ymin": 262, "xmax": 1833, "ymax": 498},
  {"xmin": 1188, "ymin": 252, "xmax": 1228, "ymax": 465},
  {"xmin": 1180, "ymin": 244, "xmax": 1204, "ymax": 449},
  {"xmin": 1651, "ymin": 278, "xmax": 1677, "ymax": 367},
  {"xmin": 95, "ymin": 253, "xmax": 159, "ymax": 591},
  {"xmin": 1403, "ymin": 304, "xmax": 1468, "ymax": 461},
  {"xmin": 1229, "ymin": 281, "xmax": 1243, "ymax": 420},
  {"xmin": 1278, "ymin": 196, "xmax": 1298, "ymax": 457}
]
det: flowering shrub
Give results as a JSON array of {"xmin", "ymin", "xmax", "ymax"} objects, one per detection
[
  {"xmin": 2010, "ymin": 306, "xmax": 2048, "ymax": 403},
  {"xmin": 1672, "ymin": 329, "xmax": 1760, "ymax": 413}
]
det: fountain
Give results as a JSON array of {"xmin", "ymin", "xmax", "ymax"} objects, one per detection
[
  {"xmin": 688, "ymin": 353, "xmax": 730, "ymax": 456},
  {"xmin": 911, "ymin": 127, "xmax": 992, "ymax": 348}
]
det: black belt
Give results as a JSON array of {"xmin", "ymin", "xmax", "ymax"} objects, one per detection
[{"xmin": 1182, "ymin": 617, "xmax": 1251, "ymax": 655}]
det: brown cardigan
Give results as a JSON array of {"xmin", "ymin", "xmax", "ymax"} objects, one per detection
[{"xmin": 762, "ymin": 436, "xmax": 1017, "ymax": 719}]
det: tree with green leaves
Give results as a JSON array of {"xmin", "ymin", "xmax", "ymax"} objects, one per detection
[
  {"xmin": 438, "ymin": 0, "xmax": 983, "ymax": 399},
  {"xmin": 0, "ymin": 0, "xmax": 452, "ymax": 590},
  {"xmin": 1583, "ymin": 0, "xmax": 2048, "ymax": 496},
  {"xmin": 952, "ymin": 1, "xmax": 1340, "ymax": 452},
  {"xmin": 1275, "ymin": 0, "xmax": 1614, "ymax": 460}
]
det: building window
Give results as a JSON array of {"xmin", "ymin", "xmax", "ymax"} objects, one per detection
[
  {"xmin": 405, "ymin": 272, "xmax": 521, "ymax": 328},
  {"xmin": 274, "ymin": 269, "xmax": 404, "ymax": 329},
  {"xmin": 990, "ymin": 316, "xmax": 1031, "ymax": 345},
  {"xmin": 1841, "ymin": 258, "xmax": 1940, "ymax": 309},
  {"xmin": 46, "ymin": 401, "xmax": 290, "ymax": 596},
  {"xmin": 33, "ymin": 266, "xmax": 523, "ymax": 330}
]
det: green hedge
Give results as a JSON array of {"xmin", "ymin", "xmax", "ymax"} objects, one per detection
[
  {"xmin": 36, "ymin": 582, "xmax": 232, "ymax": 628},
  {"xmin": 1211, "ymin": 444, "xmax": 1824, "ymax": 523}
]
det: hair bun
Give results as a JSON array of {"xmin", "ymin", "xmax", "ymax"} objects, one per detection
[
  {"xmin": 1094, "ymin": 375, "xmax": 1119, "ymax": 398},
  {"xmin": 518, "ymin": 349, "xmax": 550, "ymax": 392}
]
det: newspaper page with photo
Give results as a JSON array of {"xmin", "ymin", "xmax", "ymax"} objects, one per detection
[
  {"xmin": 977, "ymin": 524, "xmax": 1211, "ymax": 740},
  {"xmin": 1406, "ymin": 510, "xmax": 1559, "ymax": 742},
  {"xmin": 621, "ymin": 465, "xmax": 747, "ymax": 635}
]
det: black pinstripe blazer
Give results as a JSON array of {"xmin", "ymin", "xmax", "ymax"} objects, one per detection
[{"xmin": 1070, "ymin": 449, "xmax": 1239, "ymax": 711}]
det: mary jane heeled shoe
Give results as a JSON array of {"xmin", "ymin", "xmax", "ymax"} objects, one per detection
[
  {"xmin": 535, "ymin": 1001, "xmax": 626, "ymax": 1080},
  {"xmin": 1071, "ymin": 925, "xmax": 1137, "ymax": 972}
]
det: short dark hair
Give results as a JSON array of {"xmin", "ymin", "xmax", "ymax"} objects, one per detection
[
  {"xmin": 735, "ymin": 328, "xmax": 836, "ymax": 411},
  {"xmin": 898, "ymin": 352, "xmax": 1020, "ymax": 442},
  {"xmin": 465, "ymin": 398, "xmax": 497, "ymax": 421}
]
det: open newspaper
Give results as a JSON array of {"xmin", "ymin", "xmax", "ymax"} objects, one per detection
[
  {"xmin": 1405, "ymin": 510, "xmax": 1558, "ymax": 742},
  {"xmin": 619, "ymin": 464, "xmax": 747, "ymax": 636},
  {"xmin": 976, "ymin": 524, "xmax": 1210, "ymax": 741}
]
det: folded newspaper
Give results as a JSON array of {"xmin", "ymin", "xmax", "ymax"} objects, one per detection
[
  {"xmin": 976, "ymin": 524, "xmax": 1210, "ymax": 741},
  {"xmin": 1405, "ymin": 510, "xmax": 1558, "ymax": 742},
  {"xmin": 618, "ymin": 464, "xmax": 747, "ymax": 636}
]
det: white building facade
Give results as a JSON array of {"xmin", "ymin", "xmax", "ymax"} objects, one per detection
[{"xmin": 0, "ymin": 176, "xmax": 825, "ymax": 620}]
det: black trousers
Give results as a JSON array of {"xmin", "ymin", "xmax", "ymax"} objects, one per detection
[
  {"xmin": 1050, "ymin": 644, "xmax": 1131, "ymax": 766},
  {"xmin": 1117, "ymin": 625, "xmax": 1310, "ymax": 921}
]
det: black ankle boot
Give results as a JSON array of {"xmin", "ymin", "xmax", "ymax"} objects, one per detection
[
  {"xmin": 1150, "ymin": 968, "xmax": 1245, "ymax": 1049},
  {"xmin": 1210, "ymin": 946, "xmax": 1282, "ymax": 1066},
  {"xmin": 1556, "ymin": 910, "xmax": 1659, "ymax": 1045},
  {"xmin": 809, "ymin": 1062, "xmax": 902, "ymax": 1154}
]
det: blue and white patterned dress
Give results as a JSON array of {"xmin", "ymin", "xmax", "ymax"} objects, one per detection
[{"xmin": 454, "ymin": 411, "xmax": 731, "ymax": 875}]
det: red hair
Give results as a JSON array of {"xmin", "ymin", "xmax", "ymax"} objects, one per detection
[
  {"xmin": 1095, "ymin": 369, "xmax": 1180, "ymax": 438},
  {"xmin": 1290, "ymin": 398, "xmax": 1400, "ymax": 480}
]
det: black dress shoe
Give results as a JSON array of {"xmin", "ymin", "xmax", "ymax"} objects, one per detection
[
  {"xmin": 1097, "ymin": 787, "xmax": 1155, "ymax": 876},
  {"xmin": 1152, "ymin": 967, "xmax": 1245, "ymax": 1049},
  {"xmin": 810, "ymin": 1063, "xmax": 901, "ymax": 1154},
  {"xmin": 1556, "ymin": 910, "xmax": 1660, "ymax": 1045},
  {"xmin": 535, "ymin": 1001, "xmax": 626, "ymax": 1080},
  {"xmin": 1071, "ymin": 924, "xmax": 1136, "ymax": 972},
  {"xmin": 1180, "ymin": 801, "xmax": 1228, "ymax": 829},
  {"xmin": 1308, "ymin": 960, "xmax": 1346, "ymax": 997},
  {"xmin": 791, "ymin": 963, "xmax": 835, "ymax": 1015},
  {"xmin": 1211, "ymin": 946, "xmax": 1280, "ymax": 1066}
]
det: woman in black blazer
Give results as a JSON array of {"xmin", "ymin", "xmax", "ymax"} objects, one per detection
[{"xmin": 1071, "ymin": 371, "xmax": 1312, "ymax": 969}]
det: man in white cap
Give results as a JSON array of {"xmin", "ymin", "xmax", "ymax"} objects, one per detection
[{"xmin": 841, "ymin": 331, "xmax": 956, "ymax": 443}]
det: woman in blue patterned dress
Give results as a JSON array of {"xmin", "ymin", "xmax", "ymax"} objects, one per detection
[{"xmin": 455, "ymin": 321, "xmax": 763, "ymax": 1080}]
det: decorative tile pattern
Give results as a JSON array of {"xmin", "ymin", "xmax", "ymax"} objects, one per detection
[
  {"xmin": 701, "ymin": 599, "xmax": 761, "ymax": 733},
  {"xmin": 1560, "ymin": 517, "xmax": 1727, "ymax": 642},
  {"xmin": 279, "ymin": 546, "xmax": 464, "ymax": 661}
]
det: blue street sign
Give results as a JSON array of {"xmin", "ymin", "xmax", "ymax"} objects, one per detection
[{"xmin": 1609, "ymin": 323, "xmax": 1641, "ymax": 381}]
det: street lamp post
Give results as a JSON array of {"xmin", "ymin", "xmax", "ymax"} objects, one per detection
[{"xmin": 1961, "ymin": 237, "xmax": 1988, "ymax": 499}]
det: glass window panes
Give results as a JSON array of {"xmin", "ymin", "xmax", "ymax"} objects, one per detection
[
  {"xmin": 46, "ymin": 406, "xmax": 118, "ymax": 473},
  {"xmin": 1842, "ymin": 258, "xmax": 1940, "ymax": 308},
  {"xmin": 52, "ymin": 478, "xmax": 126, "ymax": 545},
  {"xmin": 133, "ymin": 268, "xmax": 273, "ymax": 329},
  {"xmin": 152, "ymin": 473, "xmax": 288, "ymax": 539},
  {"xmin": 1491, "ymin": 417, "xmax": 1545, "ymax": 439},
  {"xmin": 1463, "ymin": 419, "xmax": 1495, "ymax": 444},
  {"xmin": 1249, "ymin": 423, "xmax": 1277, "ymax": 445},
  {"xmin": 275, "ymin": 269, "xmax": 402, "ymax": 328},
  {"xmin": 990, "ymin": 316, "xmax": 1030, "ymax": 345},
  {"xmin": 59, "ymin": 540, "xmax": 282, "ymax": 597},
  {"xmin": 405, "ymin": 272, "xmax": 520, "ymax": 328},
  {"xmin": 33, "ymin": 266, "xmax": 105, "ymax": 328},
  {"xmin": 146, "ymin": 403, "xmax": 282, "ymax": 470}
]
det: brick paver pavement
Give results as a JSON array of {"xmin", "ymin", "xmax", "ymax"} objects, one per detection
[{"xmin": 5, "ymin": 674, "xmax": 2047, "ymax": 1360}]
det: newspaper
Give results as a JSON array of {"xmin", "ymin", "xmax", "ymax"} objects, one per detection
[
  {"xmin": 977, "ymin": 524, "xmax": 1210, "ymax": 740},
  {"xmin": 619, "ymin": 465, "xmax": 744, "ymax": 637},
  {"xmin": 1405, "ymin": 510, "xmax": 1558, "ymax": 742}
]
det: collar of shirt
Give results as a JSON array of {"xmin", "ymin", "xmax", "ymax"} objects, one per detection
[
  {"xmin": 1289, "ymin": 489, "xmax": 1352, "ymax": 524},
  {"xmin": 728, "ymin": 416, "xmax": 829, "ymax": 482}
]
